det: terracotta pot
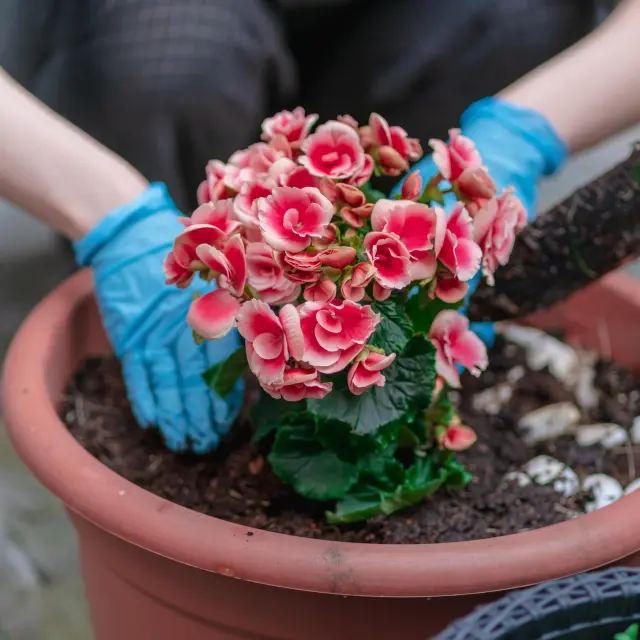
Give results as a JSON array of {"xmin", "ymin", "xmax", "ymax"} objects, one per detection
[{"xmin": 3, "ymin": 269, "xmax": 640, "ymax": 640}]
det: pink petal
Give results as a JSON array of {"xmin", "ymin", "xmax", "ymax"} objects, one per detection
[
  {"xmin": 362, "ymin": 351, "xmax": 396, "ymax": 372},
  {"xmin": 369, "ymin": 113, "xmax": 391, "ymax": 146},
  {"xmin": 252, "ymin": 332, "xmax": 284, "ymax": 360},
  {"xmin": 452, "ymin": 331, "xmax": 488, "ymax": 375},
  {"xmin": 428, "ymin": 139, "xmax": 451, "ymax": 180},
  {"xmin": 222, "ymin": 235, "xmax": 247, "ymax": 295},
  {"xmin": 187, "ymin": 290, "xmax": 240, "ymax": 340},
  {"xmin": 279, "ymin": 304, "xmax": 304, "ymax": 361},
  {"xmin": 173, "ymin": 224, "xmax": 226, "ymax": 268},
  {"xmin": 435, "ymin": 277, "xmax": 469, "ymax": 303},
  {"xmin": 196, "ymin": 244, "xmax": 231, "ymax": 276},
  {"xmin": 318, "ymin": 247, "xmax": 356, "ymax": 269},
  {"xmin": 237, "ymin": 299, "xmax": 281, "ymax": 342}
]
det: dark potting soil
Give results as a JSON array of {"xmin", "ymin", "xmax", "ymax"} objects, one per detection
[{"xmin": 61, "ymin": 337, "xmax": 640, "ymax": 544}]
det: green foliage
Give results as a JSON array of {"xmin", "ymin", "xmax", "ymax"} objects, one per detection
[
  {"xmin": 326, "ymin": 456, "xmax": 450, "ymax": 524},
  {"xmin": 202, "ymin": 348, "xmax": 247, "ymax": 398},
  {"xmin": 250, "ymin": 393, "xmax": 305, "ymax": 443},
  {"xmin": 615, "ymin": 624, "xmax": 639, "ymax": 640},
  {"xmin": 361, "ymin": 182, "xmax": 387, "ymax": 203},
  {"xmin": 245, "ymin": 271, "xmax": 472, "ymax": 525},
  {"xmin": 269, "ymin": 417, "xmax": 359, "ymax": 501},
  {"xmin": 405, "ymin": 288, "xmax": 464, "ymax": 334},
  {"xmin": 308, "ymin": 336, "xmax": 436, "ymax": 434},
  {"xmin": 370, "ymin": 297, "xmax": 414, "ymax": 354}
]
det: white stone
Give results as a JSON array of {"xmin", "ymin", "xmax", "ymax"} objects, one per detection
[
  {"xmin": 518, "ymin": 403, "xmax": 581, "ymax": 445},
  {"xmin": 575, "ymin": 424, "xmax": 628, "ymax": 449},
  {"xmin": 522, "ymin": 455, "xmax": 580, "ymax": 497},
  {"xmin": 503, "ymin": 471, "xmax": 531, "ymax": 488},
  {"xmin": 625, "ymin": 478, "xmax": 640, "ymax": 495},
  {"xmin": 582, "ymin": 474, "xmax": 623, "ymax": 512},
  {"xmin": 574, "ymin": 356, "xmax": 599, "ymax": 410},
  {"xmin": 631, "ymin": 416, "xmax": 640, "ymax": 444},
  {"xmin": 506, "ymin": 365, "xmax": 525, "ymax": 384},
  {"xmin": 472, "ymin": 384, "xmax": 512, "ymax": 415},
  {"xmin": 500, "ymin": 325, "xmax": 580, "ymax": 383}
]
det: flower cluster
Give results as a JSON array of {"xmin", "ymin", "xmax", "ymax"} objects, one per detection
[{"xmin": 164, "ymin": 109, "xmax": 525, "ymax": 408}]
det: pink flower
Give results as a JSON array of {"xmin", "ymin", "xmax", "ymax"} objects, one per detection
[
  {"xmin": 429, "ymin": 129, "xmax": 483, "ymax": 182},
  {"xmin": 378, "ymin": 146, "xmax": 408, "ymax": 176},
  {"xmin": 347, "ymin": 349, "xmax": 396, "ymax": 396},
  {"xmin": 230, "ymin": 142, "xmax": 286, "ymax": 175},
  {"xmin": 369, "ymin": 113, "xmax": 423, "ymax": 162},
  {"xmin": 298, "ymin": 300, "xmax": 380, "ymax": 374},
  {"xmin": 311, "ymin": 223, "xmax": 338, "ymax": 250},
  {"xmin": 370, "ymin": 199, "xmax": 446, "ymax": 281},
  {"xmin": 341, "ymin": 263, "xmax": 376, "ymax": 302},
  {"xmin": 172, "ymin": 224, "xmax": 226, "ymax": 270},
  {"xmin": 196, "ymin": 235, "xmax": 247, "ymax": 297},
  {"xmin": 473, "ymin": 189, "xmax": 527, "ymax": 285},
  {"xmin": 276, "ymin": 249, "xmax": 322, "ymax": 273},
  {"xmin": 237, "ymin": 301, "xmax": 304, "ymax": 384},
  {"xmin": 303, "ymin": 279, "xmax": 337, "ymax": 303},
  {"xmin": 363, "ymin": 232, "xmax": 412, "ymax": 289},
  {"xmin": 438, "ymin": 203, "xmax": 482, "ymax": 282},
  {"xmin": 458, "ymin": 167, "xmax": 497, "ymax": 201},
  {"xmin": 337, "ymin": 114, "xmax": 359, "ymax": 129},
  {"xmin": 257, "ymin": 186, "xmax": 334, "ymax": 253},
  {"xmin": 180, "ymin": 200, "xmax": 242, "ymax": 237},
  {"xmin": 434, "ymin": 275, "xmax": 468, "ymax": 303},
  {"xmin": 196, "ymin": 160, "xmax": 234, "ymax": 204},
  {"xmin": 268, "ymin": 158, "xmax": 317, "ymax": 189},
  {"xmin": 300, "ymin": 121, "xmax": 366, "ymax": 180},
  {"xmin": 261, "ymin": 366, "xmax": 332, "ymax": 402},
  {"xmin": 318, "ymin": 247, "xmax": 356, "ymax": 269},
  {"xmin": 438, "ymin": 423, "xmax": 477, "ymax": 451},
  {"xmin": 429, "ymin": 310, "xmax": 488, "ymax": 388},
  {"xmin": 347, "ymin": 154, "xmax": 374, "ymax": 186},
  {"xmin": 261, "ymin": 108, "xmax": 318, "ymax": 146},
  {"xmin": 163, "ymin": 251, "xmax": 194, "ymax": 288},
  {"xmin": 246, "ymin": 242, "xmax": 300, "ymax": 305},
  {"xmin": 373, "ymin": 281, "xmax": 392, "ymax": 301},
  {"xmin": 187, "ymin": 289, "xmax": 241, "ymax": 340},
  {"xmin": 401, "ymin": 171, "xmax": 423, "ymax": 201},
  {"xmin": 233, "ymin": 180, "xmax": 274, "ymax": 227}
]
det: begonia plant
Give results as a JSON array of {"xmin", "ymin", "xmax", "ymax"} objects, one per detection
[{"xmin": 163, "ymin": 108, "xmax": 526, "ymax": 523}]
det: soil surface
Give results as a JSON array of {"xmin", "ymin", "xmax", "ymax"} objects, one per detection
[{"xmin": 61, "ymin": 337, "xmax": 640, "ymax": 544}]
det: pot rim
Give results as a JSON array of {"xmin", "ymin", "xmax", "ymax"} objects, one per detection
[{"xmin": 3, "ymin": 269, "xmax": 640, "ymax": 598}]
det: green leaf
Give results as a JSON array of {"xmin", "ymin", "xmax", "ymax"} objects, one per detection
[
  {"xmin": 405, "ymin": 288, "xmax": 463, "ymax": 334},
  {"xmin": 361, "ymin": 182, "xmax": 387, "ymax": 203},
  {"xmin": 443, "ymin": 457, "xmax": 473, "ymax": 490},
  {"xmin": 202, "ymin": 348, "xmax": 248, "ymax": 398},
  {"xmin": 357, "ymin": 449, "xmax": 404, "ymax": 492},
  {"xmin": 326, "ymin": 455, "xmax": 447, "ymax": 524},
  {"xmin": 370, "ymin": 297, "xmax": 414, "ymax": 354},
  {"xmin": 308, "ymin": 335, "xmax": 436, "ymax": 435},
  {"xmin": 269, "ymin": 419, "xmax": 358, "ymax": 501},
  {"xmin": 615, "ymin": 624, "xmax": 639, "ymax": 640},
  {"xmin": 315, "ymin": 418, "xmax": 397, "ymax": 462},
  {"xmin": 250, "ymin": 392, "xmax": 305, "ymax": 443}
]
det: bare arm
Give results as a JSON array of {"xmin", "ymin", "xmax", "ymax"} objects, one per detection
[
  {"xmin": 500, "ymin": 0, "xmax": 640, "ymax": 154},
  {"xmin": 0, "ymin": 68, "xmax": 147, "ymax": 240}
]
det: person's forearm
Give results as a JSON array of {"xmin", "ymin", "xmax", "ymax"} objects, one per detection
[
  {"xmin": 500, "ymin": 0, "xmax": 640, "ymax": 154},
  {"xmin": 0, "ymin": 69, "xmax": 148, "ymax": 240}
]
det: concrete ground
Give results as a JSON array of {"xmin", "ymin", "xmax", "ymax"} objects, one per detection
[{"xmin": 1, "ymin": 124, "xmax": 640, "ymax": 638}]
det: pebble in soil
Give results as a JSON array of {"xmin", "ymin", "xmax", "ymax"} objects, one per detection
[{"xmin": 60, "ymin": 334, "xmax": 640, "ymax": 544}]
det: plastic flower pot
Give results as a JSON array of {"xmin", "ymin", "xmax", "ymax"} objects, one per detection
[
  {"xmin": 3, "ymin": 269, "xmax": 640, "ymax": 640},
  {"xmin": 434, "ymin": 567, "xmax": 640, "ymax": 640}
]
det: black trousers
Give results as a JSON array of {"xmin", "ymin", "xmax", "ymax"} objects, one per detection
[{"xmin": 1, "ymin": 0, "xmax": 596, "ymax": 210}]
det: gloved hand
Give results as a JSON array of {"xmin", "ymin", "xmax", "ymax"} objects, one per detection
[
  {"xmin": 73, "ymin": 183, "xmax": 244, "ymax": 453},
  {"xmin": 395, "ymin": 97, "xmax": 567, "ymax": 345}
]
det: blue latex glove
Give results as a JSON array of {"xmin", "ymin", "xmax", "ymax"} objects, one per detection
[
  {"xmin": 395, "ymin": 97, "xmax": 567, "ymax": 347},
  {"xmin": 74, "ymin": 183, "xmax": 244, "ymax": 453}
]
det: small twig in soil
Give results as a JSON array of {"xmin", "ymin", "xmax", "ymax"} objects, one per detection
[{"xmin": 469, "ymin": 145, "xmax": 640, "ymax": 321}]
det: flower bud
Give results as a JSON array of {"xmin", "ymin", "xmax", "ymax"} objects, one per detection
[{"xmin": 401, "ymin": 170, "xmax": 423, "ymax": 201}]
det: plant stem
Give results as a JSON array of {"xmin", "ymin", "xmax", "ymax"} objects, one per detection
[{"xmin": 468, "ymin": 144, "xmax": 640, "ymax": 321}]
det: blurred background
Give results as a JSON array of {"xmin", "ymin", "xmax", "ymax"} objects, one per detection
[{"xmin": 0, "ymin": 0, "xmax": 637, "ymax": 637}]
